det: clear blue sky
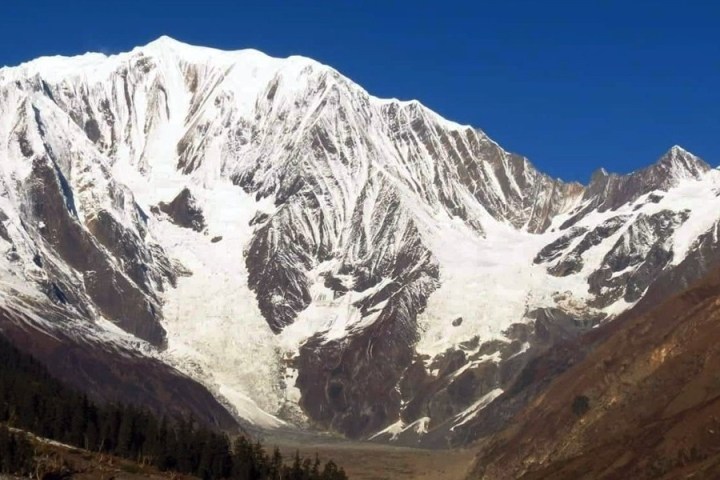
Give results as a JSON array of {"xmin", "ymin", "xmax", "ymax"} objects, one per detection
[{"xmin": 1, "ymin": 0, "xmax": 717, "ymax": 182}]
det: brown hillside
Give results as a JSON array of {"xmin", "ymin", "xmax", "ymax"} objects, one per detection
[{"xmin": 471, "ymin": 268, "xmax": 720, "ymax": 479}]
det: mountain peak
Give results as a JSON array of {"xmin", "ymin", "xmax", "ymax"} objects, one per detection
[
  {"xmin": 140, "ymin": 35, "xmax": 231, "ymax": 56},
  {"xmin": 579, "ymin": 146, "xmax": 712, "ymax": 217},
  {"xmin": 145, "ymin": 35, "xmax": 185, "ymax": 48},
  {"xmin": 141, "ymin": 35, "xmax": 195, "ymax": 54},
  {"xmin": 662, "ymin": 144, "xmax": 698, "ymax": 164},
  {"xmin": 589, "ymin": 167, "xmax": 610, "ymax": 182},
  {"xmin": 656, "ymin": 144, "xmax": 710, "ymax": 179},
  {"xmin": 139, "ymin": 35, "xmax": 234, "ymax": 58},
  {"xmin": 668, "ymin": 144, "xmax": 690, "ymax": 156}
]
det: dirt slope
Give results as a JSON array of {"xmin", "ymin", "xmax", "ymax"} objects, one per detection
[{"xmin": 470, "ymin": 268, "xmax": 720, "ymax": 479}]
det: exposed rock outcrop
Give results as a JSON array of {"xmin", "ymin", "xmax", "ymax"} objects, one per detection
[{"xmin": 156, "ymin": 187, "xmax": 206, "ymax": 232}]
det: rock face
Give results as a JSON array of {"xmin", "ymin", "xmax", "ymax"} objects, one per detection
[
  {"xmin": 0, "ymin": 37, "xmax": 719, "ymax": 443},
  {"xmin": 156, "ymin": 187, "xmax": 206, "ymax": 232},
  {"xmin": 587, "ymin": 209, "xmax": 690, "ymax": 307}
]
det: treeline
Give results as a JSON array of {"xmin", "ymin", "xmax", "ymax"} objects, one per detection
[{"xmin": 0, "ymin": 334, "xmax": 347, "ymax": 479}]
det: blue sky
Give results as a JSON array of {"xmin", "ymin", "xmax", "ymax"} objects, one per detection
[{"xmin": 1, "ymin": 0, "xmax": 717, "ymax": 182}]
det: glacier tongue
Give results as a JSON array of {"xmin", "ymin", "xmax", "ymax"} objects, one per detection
[{"xmin": 153, "ymin": 182, "xmax": 292, "ymax": 428}]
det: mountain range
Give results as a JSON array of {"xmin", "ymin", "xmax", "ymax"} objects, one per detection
[{"xmin": 0, "ymin": 37, "xmax": 718, "ymax": 453}]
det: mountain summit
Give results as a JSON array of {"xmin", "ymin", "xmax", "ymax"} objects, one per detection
[{"xmin": 0, "ymin": 38, "xmax": 718, "ymax": 443}]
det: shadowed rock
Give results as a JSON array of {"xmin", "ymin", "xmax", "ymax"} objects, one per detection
[
  {"xmin": 588, "ymin": 210, "xmax": 689, "ymax": 307},
  {"xmin": 22, "ymin": 157, "xmax": 166, "ymax": 345},
  {"xmin": 157, "ymin": 187, "xmax": 206, "ymax": 232},
  {"xmin": 548, "ymin": 216, "xmax": 629, "ymax": 277}
]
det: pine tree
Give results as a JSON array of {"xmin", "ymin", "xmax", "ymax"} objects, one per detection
[
  {"xmin": 311, "ymin": 453, "xmax": 321, "ymax": 478},
  {"xmin": 270, "ymin": 446, "xmax": 283, "ymax": 480},
  {"xmin": 116, "ymin": 407, "xmax": 134, "ymax": 457},
  {"xmin": 0, "ymin": 333, "xmax": 352, "ymax": 479},
  {"xmin": 289, "ymin": 450, "xmax": 303, "ymax": 480},
  {"xmin": 321, "ymin": 460, "xmax": 347, "ymax": 480}
]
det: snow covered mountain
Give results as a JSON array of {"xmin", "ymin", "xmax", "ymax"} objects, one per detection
[{"xmin": 0, "ymin": 37, "xmax": 718, "ymax": 444}]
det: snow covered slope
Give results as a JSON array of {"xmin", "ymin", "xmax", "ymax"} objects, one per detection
[{"xmin": 0, "ymin": 37, "xmax": 718, "ymax": 443}]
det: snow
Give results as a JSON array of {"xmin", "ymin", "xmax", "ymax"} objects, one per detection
[
  {"xmin": 0, "ymin": 35, "xmax": 468, "ymax": 136},
  {"xmin": 105, "ymin": 84, "xmax": 298, "ymax": 427},
  {"xmin": 414, "ymin": 212, "xmax": 587, "ymax": 356},
  {"xmin": 142, "ymin": 179, "xmax": 293, "ymax": 428},
  {"xmin": 451, "ymin": 388, "xmax": 504, "ymax": 430},
  {"xmin": 413, "ymin": 168, "xmax": 720, "ymax": 358},
  {"xmin": 277, "ymin": 262, "xmax": 392, "ymax": 349},
  {"xmin": 1, "ymin": 36, "xmax": 720, "ymax": 437},
  {"xmin": 369, "ymin": 416, "xmax": 432, "ymax": 441},
  {"xmin": 564, "ymin": 172, "xmax": 720, "ymax": 273},
  {"xmin": 662, "ymin": 172, "xmax": 720, "ymax": 263},
  {"xmin": 370, "ymin": 419, "xmax": 405, "ymax": 441},
  {"xmin": 507, "ymin": 342, "xmax": 531, "ymax": 360}
]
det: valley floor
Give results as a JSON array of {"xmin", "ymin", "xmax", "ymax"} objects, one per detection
[{"xmin": 275, "ymin": 440, "xmax": 474, "ymax": 480}]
